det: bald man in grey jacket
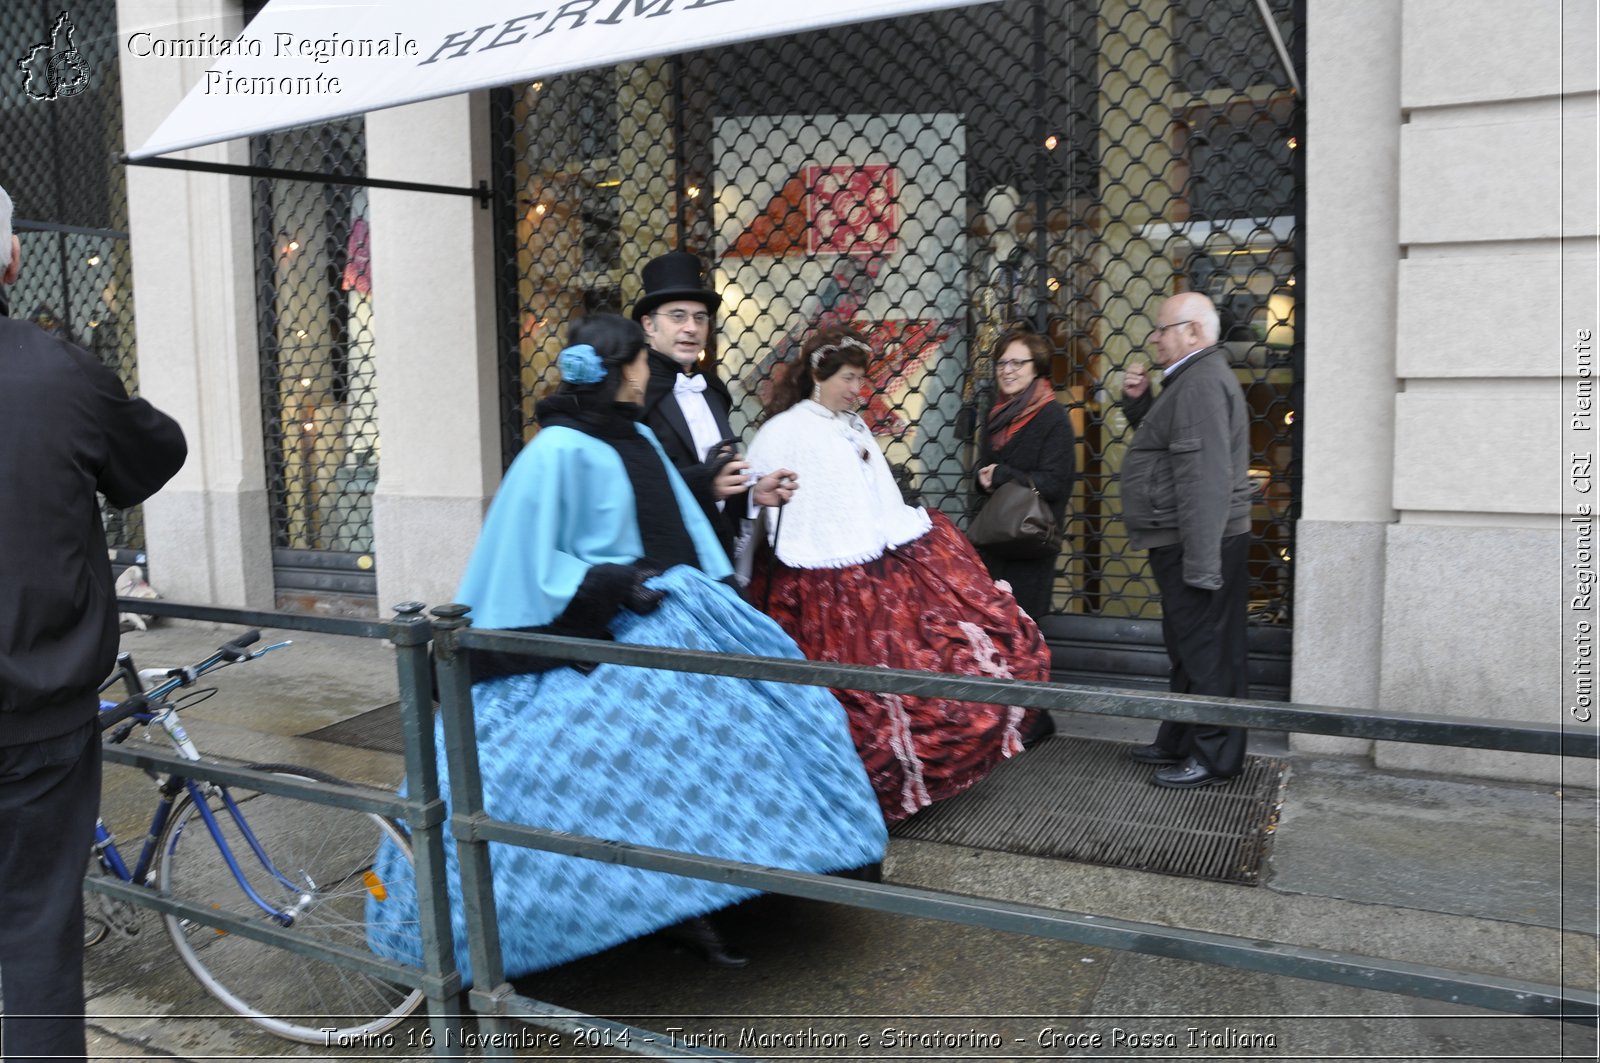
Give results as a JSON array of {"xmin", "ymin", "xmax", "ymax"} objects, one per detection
[{"xmin": 1120, "ymin": 291, "xmax": 1253, "ymax": 788}]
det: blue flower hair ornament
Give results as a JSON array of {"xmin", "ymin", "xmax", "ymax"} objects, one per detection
[{"xmin": 558, "ymin": 343, "xmax": 604, "ymax": 385}]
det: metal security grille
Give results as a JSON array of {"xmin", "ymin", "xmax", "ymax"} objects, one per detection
[
  {"xmin": 0, "ymin": 0, "xmax": 145, "ymax": 562},
  {"xmin": 251, "ymin": 119, "xmax": 379, "ymax": 612},
  {"xmin": 491, "ymin": 0, "xmax": 1301, "ymax": 670}
]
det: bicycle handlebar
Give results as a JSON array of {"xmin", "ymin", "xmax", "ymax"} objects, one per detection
[
  {"xmin": 219, "ymin": 630, "xmax": 260, "ymax": 661},
  {"xmin": 99, "ymin": 630, "xmax": 284, "ymax": 735},
  {"xmin": 98, "ymin": 692, "xmax": 149, "ymax": 732}
]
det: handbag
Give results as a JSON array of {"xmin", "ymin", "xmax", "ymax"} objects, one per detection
[{"xmin": 968, "ymin": 476, "xmax": 1061, "ymax": 559}]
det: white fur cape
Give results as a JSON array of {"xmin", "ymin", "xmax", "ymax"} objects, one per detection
[{"xmin": 746, "ymin": 400, "xmax": 931, "ymax": 568}]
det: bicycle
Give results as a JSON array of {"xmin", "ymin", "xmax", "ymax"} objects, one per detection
[{"xmin": 85, "ymin": 629, "xmax": 425, "ymax": 1043}]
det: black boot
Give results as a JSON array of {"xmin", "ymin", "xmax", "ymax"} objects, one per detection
[
  {"xmin": 833, "ymin": 861, "xmax": 884, "ymax": 883},
  {"xmin": 1021, "ymin": 711, "xmax": 1056, "ymax": 748},
  {"xmin": 661, "ymin": 915, "xmax": 749, "ymax": 968}
]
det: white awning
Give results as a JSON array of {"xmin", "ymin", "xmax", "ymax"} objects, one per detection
[{"xmin": 128, "ymin": 0, "xmax": 999, "ymax": 160}]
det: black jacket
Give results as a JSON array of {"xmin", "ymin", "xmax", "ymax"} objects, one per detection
[
  {"xmin": 0, "ymin": 314, "xmax": 187, "ymax": 742},
  {"xmin": 638, "ymin": 347, "xmax": 745, "ymax": 553},
  {"xmin": 977, "ymin": 398, "xmax": 1076, "ymax": 525}
]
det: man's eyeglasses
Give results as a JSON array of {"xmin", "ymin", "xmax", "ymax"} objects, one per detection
[
  {"xmin": 1151, "ymin": 319, "xmax": 1193, "ymax": 336},
  {"xmin": 653, "ymin": 309, "xmax": 711, "ymax": 326},
  {"xmin": 995, "ymin": 358, "xmax": 1033, "ymax": 372}
]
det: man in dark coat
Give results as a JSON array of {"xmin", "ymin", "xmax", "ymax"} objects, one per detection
[
  {"xmin": 1119, "ymin": 291, "xmax": 1254, "ymax": 788},
  {"xmin": 0, "ymin": 184, "xmax": 187, "ymax": 1060},
  {"xmin": 633, "ymin": 252, "xmax": 794, "ymax": 558}
]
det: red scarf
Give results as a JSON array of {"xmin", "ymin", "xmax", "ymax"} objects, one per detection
[{"xmin": 986, "ymin": 376, "xmax": 1054, "ymax": 450}]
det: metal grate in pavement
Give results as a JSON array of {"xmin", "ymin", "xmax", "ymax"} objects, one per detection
[
  {"xmin": 303, "ymin": 701, "xmax": 407, "ymax": 755},
  {"xmin": 890, "ymin": 734, "xmax": 1287, "ymax": 886}
]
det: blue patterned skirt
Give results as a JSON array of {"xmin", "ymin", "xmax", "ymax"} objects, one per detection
[{"xmin": 365, "ymin": 566, "xmax": 887, "ymax": 982}]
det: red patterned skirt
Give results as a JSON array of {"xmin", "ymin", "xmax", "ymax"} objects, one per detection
[{"xmin": 751, "ymin": 509, "xmax": 1051, "ymax": 823}]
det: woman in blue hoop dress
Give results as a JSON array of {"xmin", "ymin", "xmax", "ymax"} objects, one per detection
[{"xmin": 366, "ymin": 314, "xmax": 885, "ymax": 982}]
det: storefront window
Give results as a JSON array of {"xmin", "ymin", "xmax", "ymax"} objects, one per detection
[
  {"xmin": 251, "ymin": 120, "xmax": 379, "ymax": 611},
  {"xmin": 493, "ymin": 0, "xmax": 1302, "ymax": 641}
]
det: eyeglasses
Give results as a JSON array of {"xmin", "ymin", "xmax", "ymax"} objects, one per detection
[
  {"xmin": 653, "ymin": 309, "xmax": 711, "ymax": 326},
  {"xmin": 1151, "ymin": 319, "xmax": 1193, "ymax": 336},
  {"xmin": 996, "ymin": 359, "xmax": 1033, "ymax": 372}
]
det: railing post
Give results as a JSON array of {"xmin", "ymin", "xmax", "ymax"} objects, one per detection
[
  {"xmin": 431, "ymin": 603, "xmax": 517, "ymax": 1056},
  {"xmin": 389, "ymin": 600, "xmax": 469, "ymax": 1052}
]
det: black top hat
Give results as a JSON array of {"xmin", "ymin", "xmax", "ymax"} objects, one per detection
[{"xmin": 632, "ymin": 251, "xmax": 721, "ymax": 320}]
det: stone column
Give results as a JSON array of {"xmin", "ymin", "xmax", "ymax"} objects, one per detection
[
  {"xmin": 366, "ymin": 93, "xmax": 502, "ymax": 614},
  {"xmin": 1289, "ymin": 0, "xmax": 1403, "ymax": 755},
  {"xmin": 118, "ymin": 0, "xmax": 273, "ymax": 607}
]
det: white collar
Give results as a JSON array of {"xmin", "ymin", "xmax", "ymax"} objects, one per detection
[{"xmin": 1162, "ymin": 346, "xmax": 1207, "ymax": 375}]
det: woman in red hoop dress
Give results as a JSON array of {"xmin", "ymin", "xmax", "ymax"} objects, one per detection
[{"xmin": 745, "ymin": 325, "xmax": 1053, "ymax": 824}]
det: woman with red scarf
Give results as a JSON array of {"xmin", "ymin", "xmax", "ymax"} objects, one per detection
[{"xmin": 976, "ymin": 328, "xmax": 1077, "ymax": 619}]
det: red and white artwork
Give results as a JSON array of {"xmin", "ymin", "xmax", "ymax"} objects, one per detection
[
  {"xmin": 804, "ymin": 164, "xmax": 899, "ymax": 256},
  {"xmin": 714, "ymin": 113, "xmax": 969, "ymax": 492}
]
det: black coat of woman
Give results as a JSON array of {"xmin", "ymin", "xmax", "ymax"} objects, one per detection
[{"xmin": 974, "ymin": 331, "xmax": 1076, "ymax": 619}]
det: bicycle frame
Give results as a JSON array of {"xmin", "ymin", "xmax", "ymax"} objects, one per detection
[{"xmin": 92, "ymin": 637, "xmax": 306, "ymax": 929}]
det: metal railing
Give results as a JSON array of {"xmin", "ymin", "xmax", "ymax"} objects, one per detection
[{"xmin": 91, "ymin": 595, "xmax": 1599, "ymax": 1060}]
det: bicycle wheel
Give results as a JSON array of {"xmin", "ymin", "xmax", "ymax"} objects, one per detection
[{"xmin": 156, "ymin": 764, "xmax": 424, "ymax": 1043}]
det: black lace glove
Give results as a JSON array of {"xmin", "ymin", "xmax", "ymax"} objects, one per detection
[
  {"xmin": 466, "ymin": 562, "xmax": 667, "ymax": 682},
  {"xmin": 548, "ymin": 563, "xmax": 640, "ymax": 637},
  {"xmin": 626, "ymin": 559, "xmax": 668, "ymax": 614}
]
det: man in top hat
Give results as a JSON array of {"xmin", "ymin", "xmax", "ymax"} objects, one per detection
[{"xmin": 634, "ymin": 251, "xmax": 795, "ymax": 557}]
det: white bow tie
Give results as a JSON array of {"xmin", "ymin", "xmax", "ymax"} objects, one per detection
[{"xmin": 673, "ymin": 374, "xmax": 707, "ymax": 395}]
